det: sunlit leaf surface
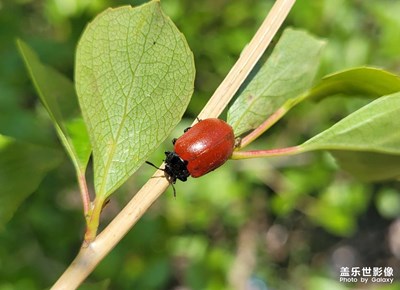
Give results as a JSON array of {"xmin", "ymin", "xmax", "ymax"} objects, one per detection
[{"xmin": 75, "ymin": 2, "xmax": 195, "ymax": 197}]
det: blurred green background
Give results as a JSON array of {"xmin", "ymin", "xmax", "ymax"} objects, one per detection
[{"xmin": 1, "ymin": 0, "xmax": 400, "ymax": 289}]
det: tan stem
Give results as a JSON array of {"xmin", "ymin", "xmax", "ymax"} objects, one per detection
[
  {"xmin": 51, "ymin": 177, "xmax": 169, "ymax": 290},
  {"xmin": 51, "ymin": 0, "xmax": 296, "ymax": 288},
  {"xmin": 198, "ymin": 0, "xmax": 296, "ymax": 120}
]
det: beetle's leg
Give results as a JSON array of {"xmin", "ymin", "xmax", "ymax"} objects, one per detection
[
  {"xmin": 184, "ymin": 117, "xmax": 202, "ymax": 133},
  {"xmin": 171, "ymin": 182, "xmax": 177, "ymax": 198},
  {"xmin": 234, "ymin": 137, "xmax": 242, "ymax": 149}
]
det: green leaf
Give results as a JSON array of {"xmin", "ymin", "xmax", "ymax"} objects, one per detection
[
  {"xmin": 75, "ymin": 2, "xmax": 195, "ymax": 197},
  {"xmin": 0, "ymin": 135, "xmax": 62, "ymax": 228},
  {"xmin": 228, "ymin": 28, "xmax": 325, "ymax": 136},
  {"xmin": 333, "ymin": 151, "xmax": 400, "ymax": 181},
  {"xmin": 300, "ymin": 92, "xmax": 400, "ymax": 181},
  {"xmin": 17, "ymin": 40, "xmax": 91, "ymax": 173},
  {"xmin": 307, "ymin": 67, "xmax": 400, "ymax": 100}
]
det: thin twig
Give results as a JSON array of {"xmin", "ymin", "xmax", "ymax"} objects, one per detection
[
  {"xmin": 198, "ymin": 0, "xmax": 296, "ymax": 120},
  {"xmin": 51, "ymin": 0, "xmax": 296, "ymax": 288}
]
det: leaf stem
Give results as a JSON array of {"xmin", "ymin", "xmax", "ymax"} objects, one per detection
[
  {"xmin": 238, "ymin": 90, "xmax": 309, "ymax": 149},
  {"xmin": 83, "ymin": 196, "xmax": 105, "ymax": 244},
  {"xmin": 77, "ymin": 170, "xmax": 91, "ymax": 220},
  {"xmin": 51, "ymin": 0, "xmax": 296, "ymax": 288},
  {"xmin": 231, "ymin": 146, "xmax": 304, "ymax": 159},
  {"xmin": 238, "ymin": 107, "xmax": 288, "ymax": 149}
]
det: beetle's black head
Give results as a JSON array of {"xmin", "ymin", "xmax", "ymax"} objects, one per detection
[{"xmin": 164, "ymin": 151, "xmax": 190, "ymax": 183}]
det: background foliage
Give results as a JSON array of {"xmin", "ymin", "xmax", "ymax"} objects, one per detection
[{"xmin": 1, "ymin": 0, "xmax": 400, "ymax": 289}]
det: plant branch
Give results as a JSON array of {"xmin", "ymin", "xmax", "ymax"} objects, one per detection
[
  {"xmin": 51, "ymin": 0, "xmax": 296, "ymax": 288},
  {"xmin": 198, "ymin": 0, "xmax": 296, "ymax": 120}
]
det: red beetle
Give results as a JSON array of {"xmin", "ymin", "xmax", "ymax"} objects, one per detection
[{"xmin": 147, "ymin": 118, "xmax": 235, "ymax": 196}]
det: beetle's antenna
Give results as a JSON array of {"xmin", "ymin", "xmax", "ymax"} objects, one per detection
[
  {"xmin": 145, "ymin": 161, "xmax": 164, "ymax": 171},
  {"xmin": 145, "ymin": 161, "xmax": 177, "ymax": 198}
]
